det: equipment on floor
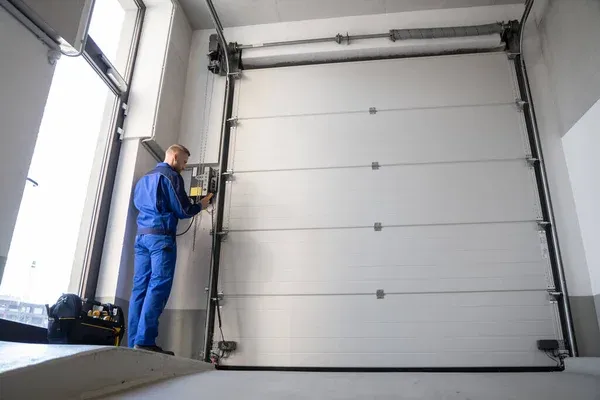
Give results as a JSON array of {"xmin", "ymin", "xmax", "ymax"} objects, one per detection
[{"xmin": 47, "ymin": 294, "xmax": 124, "ymax": 346}]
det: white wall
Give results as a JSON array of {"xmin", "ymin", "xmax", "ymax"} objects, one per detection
[
  {"xmin": 532, "ymin": 0, "xmax": 600, "ymax": 136},
  {"xmin": 96, "ymin": 0, "xmax": 193, "ymax": 302},
  {"xmin": 563, "ymin": 99, "xmax": 600, "ymax": 310},
  {"xmin": 524, "ymin": 0, "xmax": 600, "ymax": 354},
  {"xmin": 0, "ymin": 6, "xmax": 55, "ymax": 285}
]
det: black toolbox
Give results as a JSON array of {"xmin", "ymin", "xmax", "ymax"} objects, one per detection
[{"xmin": 47, "ymin": 294, "xmax": 125, "ymax": 346}]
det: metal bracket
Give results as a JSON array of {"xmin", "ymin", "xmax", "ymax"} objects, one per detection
[
  {"xmin": 228, "ymin": 71, "xmax": 242, "ymax": 79},
  {"xmin": 222, "ymin": 170, "xmax": 235, "ymax": 181},
  {"xmin": 47, "ymin": 49, "xmax": 61, "ymax": 66},
  {"xmin": 116, "ymin": 127, "xmax": 125, "ymax": 141},
  {"xmin": 507, "ymin": 51, "xmax": 520, "ymax": 60},
  {"xmin": 537, "ymin": 220, "xmax": 550, "ymax": 232},
  {"xmin": 526, "ymin": 157, "xmax": 539, "ymax": 166},
  {"xmin": 369, "ymin": 107, "xmax": 377, "ymax": 115},
  {"xmin": 376, "ymin": 289, "xmax": 385, "ymax": 299},
  {"xmin": 515, "ymin": 99, "xmax": 527, "ymax": 111},
  {"xmin": 371, "ymin": 161, "xmax": 380, "ymax": 170},
  {"xmin": 122, "ymin": 102, "xmax": 129, "ymax": 116},
  {"xmin": 374, "ymin": 222, "xmax": 382, "ymax": 232},
  {"xmin": 227, "ymin": 117, "xmax": 238, "ymax": 127},
  {"xmin": 211, "ymin": 230, "xmax": 229, "ymax": 241},
  {"xmin": 335, "ymin": 32, "xmax": 350, "ymax": 45},
  {"xmin": 215, "ymin": 291, "xmax": 225, "ymax": 301},
  {"xmin": 547, "ymin": 290, "xmax": 562, "ymax": 303}
]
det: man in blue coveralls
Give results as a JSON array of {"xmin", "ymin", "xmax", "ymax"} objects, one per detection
[{"xmin": 129, "ymin": 144, "xmax": 213, "ymax": 355}]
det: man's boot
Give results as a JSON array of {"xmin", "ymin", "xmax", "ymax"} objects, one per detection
[{"xmin": 134, "ymin": 344, "xmax": 175, "ymax": 356}]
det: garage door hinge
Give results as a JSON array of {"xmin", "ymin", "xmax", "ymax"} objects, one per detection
[
  {"xmin": 547, "ymin": 290, "xmax": 562, "ymax": 303},
  {"xmin": 536, "ymin": 220, "xmax": 550, "ymax": 231},
  {"xmin": 227, "ymin": 117, "xmax": 238, "ymax": 127},
  {"xmin": 211, "ymin": 230, "xmax": 229, "ymax": 240},
  {"xmin": 515, "ymin": 99, "xmax": 527, "ymax": 111},
  {"xmin": 371, "ymin": 161, "xmax": 380, "ymax": 170},
  {"xmin": 374, "ymin": 222, "xmax": 382, "ymax": 231},
  {"xmin": 369, "ymin": 107, "xmax": 377, "ymax": 114},
  {"xmin": 213, "ymin": 291, "xmax": 225, "ymax": 301},
  {"xmin": 222, "ymin": 170, "xmax": 235, "ymax": 181},
  {"xmin": 228, "ymin": 71, "xmax": 242, "ymax": 79},
  {"xmin": 376, "ymin": 289, "xmax": 385, "ymax": 299},
  {"xmin": 526, "ymin": 157, "xmax": 539, "ymax": 166},
  {"xmin": 117, "ymin": 127, "xmax": 125, "ymax": 141}
]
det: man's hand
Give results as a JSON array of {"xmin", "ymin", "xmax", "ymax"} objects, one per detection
[{"xmin": 200, "ymin": 193, "xmax": 214, "ymax": 209}]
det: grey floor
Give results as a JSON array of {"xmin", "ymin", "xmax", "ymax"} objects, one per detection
[
  {"xmin": 105, "ymin": 370, "xmax": 600, "ymax": 400},
  {"xmin": 0, "ymin": 341, "xmax": 100, "ymax": 373}
]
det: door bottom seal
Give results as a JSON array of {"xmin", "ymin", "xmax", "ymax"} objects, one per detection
[{"xmin": 215, "ymin": 365, "xmax": 563, "ymax": 373}]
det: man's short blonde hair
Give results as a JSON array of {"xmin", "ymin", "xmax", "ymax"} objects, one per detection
[{"xmin": 166, "ymin": 144, "xmax": 191, "ymax": 156}]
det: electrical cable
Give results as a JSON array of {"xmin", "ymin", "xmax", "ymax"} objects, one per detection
[
  {"xmin": 216, "ymin": 297, "xmax": 225, "ymax": 342},
  {"xmin": 207, "ymin": 202, "xmax": 229, "ymax": 362},
  {"xmin": 176, "ymin": 199, "xmax": 208, "ymax": 237},
  {"xmin": 542, "ymin": 349, "xmax": 561, "ymax": 367},
  {"xmin": 176, "ymin": 215, "xmax": 195, "ymax": 237}
]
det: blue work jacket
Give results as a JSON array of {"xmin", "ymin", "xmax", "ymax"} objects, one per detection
[{"xmin": 133, "ymin": 162, "xmax": 201, "ymax": 236}]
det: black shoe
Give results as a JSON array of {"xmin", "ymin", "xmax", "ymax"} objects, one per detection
[{"xmin": 134, "ymin": 344, "xmax": 175, "ymax": 356}]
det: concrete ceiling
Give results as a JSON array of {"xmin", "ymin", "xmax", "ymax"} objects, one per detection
[{"xmin": 179, "ymin": 0, "xmax": 523, "ymax": 30}]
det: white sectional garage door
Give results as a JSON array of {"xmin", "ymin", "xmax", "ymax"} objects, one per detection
[{"xmin": 216, "ymin": 53, "xmax": 563, "ymax": 368}]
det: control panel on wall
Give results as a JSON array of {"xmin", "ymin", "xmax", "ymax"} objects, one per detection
[{"xmin": 183, "ymin": 165, "xmax": 217, "ymax": 201}]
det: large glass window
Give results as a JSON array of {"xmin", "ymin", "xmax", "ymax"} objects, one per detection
[
  {"xmin": 88, "ymin": 0, "xmax": 141, "ymax": 79},
  {"xmin": 0, "ymin": 0, "xmax": 143, "ymax": 327}
]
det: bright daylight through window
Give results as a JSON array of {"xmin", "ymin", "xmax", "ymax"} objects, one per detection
[{"xmin": 0, "ymin": 0, "xmax": 140, "ymax": 327}]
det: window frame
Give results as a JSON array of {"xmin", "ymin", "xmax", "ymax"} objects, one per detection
[
  {"xmin": 0, "ymin": 0, "xmax": 145, "ymax": 331},
  {"xmin": 74, "ymin": 0, "xmax": 146, "ymax": 300}
]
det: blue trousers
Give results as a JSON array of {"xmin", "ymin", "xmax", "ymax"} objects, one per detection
[{"xmin": 128, "ymin": 234, "xmax": 177, "ymax": 347}]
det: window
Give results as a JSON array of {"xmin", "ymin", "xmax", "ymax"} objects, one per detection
[
  {"xmin": 87, "ymin": 0, "xmax": 141, "ymax": 79},
  {"xmin": 0, "ymin": 1, "xmax": 144, "ymax": 327}
]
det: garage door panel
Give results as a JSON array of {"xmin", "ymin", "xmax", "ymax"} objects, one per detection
[
  {"xmin": 292, "ymin": 320, "xmax": 555, "ymax": 339},
  {"xmin": 221, "ymin": 300, "xmax": 553, "ymax": 324},
  {"xmin": 221, "ymin": 223, "xmax": 546, "ymax": 270},
  {"xmin": 226, "ymin": 161, "xmax": 541, "ymax": 231},
  {"xmin": 218, "ymin": 350, "xmax": 555, "ymax": 368},
  {"xmin": 236, "ymin": 53, "xmax": 516, "ymax": 118},
  {"xmin": 217, "ymin": 54, "xmax": 561, "ymax": 368},
  {"xmin": 293, "ymin": 337, "xmax": 544, "ymax": 354},
  {"xmin": 288, "ymin": 352, "xmax": 554, "ymax": 368},
  {"xmin": 224, "ymin": 337, "xmax": 550, "ymax": 356},
  {"xmin": 217, "ymin": 292, "xmax": 557, "ymax": 367},
  {"xmin": 220, "ymin": 320, "xmax": 554, "ymax": 340},
  {"xmin": 219, "ymin": 310, "xmax": 554, "ymax": 342},
  {"xmin": 220, "ymin": 291, "xmax": 552, "ymax": 312},
  {"xmin": 219, "ymin": 296, "xmax": 555, "ymax": 337},
  {"xmin": 222, "ymin": 261, "xmax": 547, "ymax": 285},
  {"xmin": 231, "ymin": 104, "xmax": 529, "ymax": 172},
  {"xmin": 221, "ymin": 277, "xmax": 548, "ymax": 296}
]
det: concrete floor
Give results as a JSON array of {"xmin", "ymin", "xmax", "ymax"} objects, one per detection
[
  {"xmin": 105, "ymin": 370, "xmax": 600, "ymax": 400},
  {"xmin": 0, "ymin": 342, "xmax": 213, "ymax": 399},
  {"xmin": 0, "ymin": 341, "xmax": 99, "ymax": 373}
]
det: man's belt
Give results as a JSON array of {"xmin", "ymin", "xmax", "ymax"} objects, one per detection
[{"xmin": 137, "ymin": 227, "xmax": 176, "ymax": 236}]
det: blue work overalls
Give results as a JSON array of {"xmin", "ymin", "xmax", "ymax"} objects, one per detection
[{"xmin": 128, "ymin": 162, "xmax": 202, "ymax": 347}]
